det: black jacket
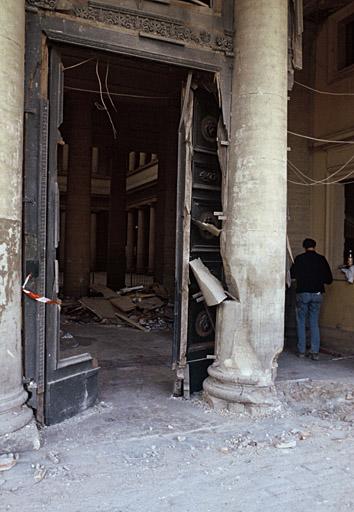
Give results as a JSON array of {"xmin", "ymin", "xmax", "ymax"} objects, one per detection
[{"xmin": 290, "ymin": 251, "xmax": 333, "ymax": 293}]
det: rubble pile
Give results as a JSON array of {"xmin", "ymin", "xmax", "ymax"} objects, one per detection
[{"xmin": 61, "ymin": 283, "xmax": 173, "ymax": 332}]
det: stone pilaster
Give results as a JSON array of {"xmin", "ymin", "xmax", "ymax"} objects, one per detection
[
  {"xmin": 204, "ymin": 0, "xmax": 288, "ymax": 413},
  {"xmin": 0, "ymin": 0, "xmax": 39, "ymax": 451}
]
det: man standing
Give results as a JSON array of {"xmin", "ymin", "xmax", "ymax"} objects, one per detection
[{"xmin": 290, "ymin": 238, "xmax": 333, "ymax": 360}]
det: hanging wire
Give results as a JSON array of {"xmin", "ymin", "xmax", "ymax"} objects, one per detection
[
  {"xmin": 288, "ymin": 152, "xmax": 354, "ymax": 185},
  {"xmin": 95, "ymin": 60, "xmax": 118, "ymax": 139},
  {"xmin": 64, "ymin": 85, "xmax": 170, "ymax": 100},
  {"xmin": 288, "ymin": 130, "xmax": 354, "ymax": 145},
  {"xmin": 104, "ymin": 62, "xmax": 118, "ymax": 113},
  {"xmin": 63, "ymin": 57, "xmax": 95, "ymax": 71},
  {"xmin": 287, "ymin": 158, "xmax": 354, "ymax": 186},
  {"xmin": 294, "ymin": 80, "xmax": 354, "ymax": 97}
]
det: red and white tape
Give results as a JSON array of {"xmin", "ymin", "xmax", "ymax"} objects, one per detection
[{"xmin": 22, "ymin": 274, "xmax": 62, "ymax": 305}]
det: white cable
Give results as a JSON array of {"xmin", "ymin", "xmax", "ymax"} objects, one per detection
[
  {"xmin": 288, "ymin": 153, "xmax": 354, "ymax": 185},
  {"xmin": 288, "ymin": 176, "xmax": 354, "ymax": 186},
  {"xmin": 288, "ymin": 130, "xmax": 354, "ymax": 145},
  {"xmin": 64, "ymin": 85, "xmax": 170, "ymax": 100},
  {"xmin": 287, "ymin": 161, "xmax": 309, "ymax": 184},
  {"xmin": 295, "ymin": 80, "xmax": 354, "ymax": 97},
  {"xmin": 287, "ymin": 163, "xmax": 354, "ymax": 186},
  {"xmin": 288, "ymin": 160, "xmax": 315, "ymax": 183},
  {"xmin": 105, "ymin": 63, "xmax": 117, "ymax": 113},
  {"xmin": 63, "ymin": 57, "xmax": 95, "ymax": 71},
  {"xmin": 95, "ymin": 60, "xmax": 118, "ymax": 139}
]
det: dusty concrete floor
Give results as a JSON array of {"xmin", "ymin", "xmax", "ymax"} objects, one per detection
[{"xmin": 3, "ymin": 323, "xmax": 354, "ymax": 512}]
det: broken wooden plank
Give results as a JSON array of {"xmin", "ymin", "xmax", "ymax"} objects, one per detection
[
  {"xmin": 137, "ymin": 297, "xmax": 164, "ymax": 311},
  {"xmin": 90, "ymin": 283, "xmax": 117, "ymax": 299},
  {"xmin": 110, "ymin": 296, "xmax": 136, "ymax": 313},
  {"xmin": 114, "ymin": 312, "xmax": 148, "ymax": 332},
  {"xmin": 134, "ymin": 293, "xmax": 156, "ymax": 299},
  {"xmin": 79, "ymin": 297, "xmax": 117, "ymax": 319},
  {"xmin": 118, "ymin": 285, "xmax": 144, "ymax": 295}
]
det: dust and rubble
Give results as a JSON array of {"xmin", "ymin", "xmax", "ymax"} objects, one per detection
[
  {"xmin": 2, "ymin": 374, "xmax": 354, "ymax": 511},
  {"xmin": 60, "ymin": 282, "xmax": 173, "ymax": 346}
]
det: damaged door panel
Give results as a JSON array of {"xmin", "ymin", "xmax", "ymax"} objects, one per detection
[
  {"xmin": 23, "ymin": 36, "xmax": 99, "ymax": 426},
  {"xmin": 23, "ymin": 19, "xmax": 50, "ymax": 422},
  {"xmin": 174, "ymin": 77, "xmax": 224, "ymax": 397}
]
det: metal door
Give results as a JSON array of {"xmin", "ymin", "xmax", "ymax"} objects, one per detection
[
  {"xmin": 174, "ymin": 76, "xmax": 224, "ymax": 397},
  {"xmin": 23, "ymin": 36, "xmax": 99, "ymax": 425}
]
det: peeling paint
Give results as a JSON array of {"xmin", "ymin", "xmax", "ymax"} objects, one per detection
[{"xmin": 0, "ymin": 219, "xmax": 21, "ymax": 318}]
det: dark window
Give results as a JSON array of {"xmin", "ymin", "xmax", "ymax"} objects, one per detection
[
  {"xmin": 338, "ymin": 14, "xmax": 354, "ymax": 70},
  {"xmin": 344, "ymin": 183, "xmax": 354, "ymax": 261}
]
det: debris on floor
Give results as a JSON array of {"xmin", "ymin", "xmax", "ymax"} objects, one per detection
[
  {"xmin": 61, "ymin": 282, "xmax": 173, "ymax": 331},
  {"xmin": 33, "ymin": 463, "xmax": 47, "ymax": 483},
  {"xmin": 0, "ymin": 453, "xmax": 18, "ymax": 472},
  {"xmin": 60, "ymin": 330, "xmax": 80, "ymax": 350},
  {"xmin": 79, "ymin": 297, "xmax": 117, "ymax": 320}
]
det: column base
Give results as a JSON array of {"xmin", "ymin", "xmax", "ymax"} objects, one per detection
[
  {"xmin": 0, "ymin": 416, "xmax": 40, "ymax": 454},
  {"xmin": 203, "ymin": 374, "xmax": 282, "ymax": 416},
  {"xmin": 0, "ymin": 389, "xmax": 40, "ymax": 453}
]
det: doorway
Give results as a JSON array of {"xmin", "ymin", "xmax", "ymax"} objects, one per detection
[{"xmin": 23, "ymin": 43, "xmax": 224, "ymax": 424}]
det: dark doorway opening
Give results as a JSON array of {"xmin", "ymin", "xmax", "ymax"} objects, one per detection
[
  {"xmin": 23, "ymin": 40, "xmax": 224, "ymax": 425},
  {"xmin": 50, "ymin": 46, "xmax": 186, "ymax": 422}
]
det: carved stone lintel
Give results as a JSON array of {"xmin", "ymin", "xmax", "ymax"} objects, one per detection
[{"xmin": 25, "ymin": 0, "xmax": 233, "ymax": 54}]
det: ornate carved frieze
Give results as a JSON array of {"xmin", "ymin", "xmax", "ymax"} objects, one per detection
[
  {"xmin": 27, "ymin": 0, "xmax": 57, "ymax": 8},
  {"xmin": 25, "ymin": 0, "xmax": 233, "ymax": 54}
]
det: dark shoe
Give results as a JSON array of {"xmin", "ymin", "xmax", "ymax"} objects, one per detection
[
  {"xmin": 297, "ymin": 352, "xmax": 305, "ymax": 358},
  {"xmin": 311, "ymin": 352, "xmax": 319, "ymax": 361}
]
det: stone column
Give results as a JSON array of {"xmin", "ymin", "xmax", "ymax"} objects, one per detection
[
  {"xmin": 204, "ymin": 0, "xmax": 288, "ymax": 413},
  {"xmin": 126, "ymin": 210, "xmax": 135, "ymax": 272},
  {"xmin": 136, "ymin": 208, "xmax": 146, "ymax": 273},
  {"xmin": 148, "ymin": 204, "xmax": 156, "ymax": 274},
  {"xmin": 107, "ymin": 148, "xmax": 127, "ymax": 290},
  {"xmin": 128, "ymin": 152, "xmax": 136, "ymax": 172},
  {"xmin": 63, "ymin": 92, "xmax": 92, "ymax": 297},
  {"xmin": 90, "ymin": 213, "xmax": 97, "ymax": 272},
  {"xmin": 0, "ymin": 0, "xmax": 39, "ymax": 451},
  {"xmin": 139, "ymin": 152, "xmax": 147, "ymax": 167}
]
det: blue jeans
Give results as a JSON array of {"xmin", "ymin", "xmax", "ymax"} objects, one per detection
[{"xmin": 296, "ymin": 292, "xmax": 323, "ymax": 354}]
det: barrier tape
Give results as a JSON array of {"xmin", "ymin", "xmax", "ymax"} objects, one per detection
[{"xmin": 22, "ymin": 274, "xmax": 62, "ymax": 305}]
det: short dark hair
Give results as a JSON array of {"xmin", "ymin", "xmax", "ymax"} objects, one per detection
[{"xmin": 303, "ymin": 238, "xmax": 316, "ymax": 249}]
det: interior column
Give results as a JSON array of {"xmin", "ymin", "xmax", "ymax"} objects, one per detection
[
  {"xmin": 63, "ymin": 92, "xmax": 92, "ymax": 298},
  {"xmin": 107, "ymin": 148, "xmax": 128, "ymax": 290},
  {"xmin": 0, "ymin": 0, "xmax": 39, "ymax": 451},
  {"xmin": 136, "ymin": 208, "xmax": 146, "ymax": 273},
  {"xmin": 204, "ymin": 0, "xmax": 288, "ymax": 413},
  {"xmin": 126, "ymin": 210, "xmax": 135, "ymax": 272},
  {"xmin": 155, "ymin": 108, "xmax": 179, "ymax": 294},
  {"xmin": 148, "ymin": 204, "xmax": 156, "ymax": 274}
]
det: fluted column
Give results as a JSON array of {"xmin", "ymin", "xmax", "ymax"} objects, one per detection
[
  {"xmin": 204, "ymin": 0, "xmax": 288, "ymax": 413},
  {"xmin": 0, "ymin": 0, "xmax": 39, "ymax": 451}
]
